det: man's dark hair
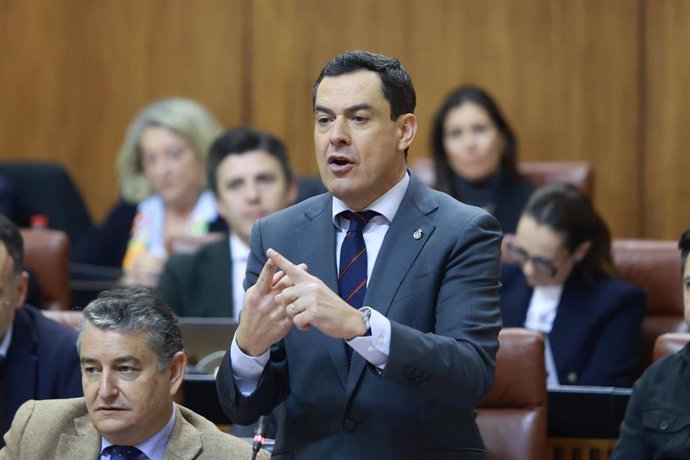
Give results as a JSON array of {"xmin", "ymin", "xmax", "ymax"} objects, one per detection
[
  {"xmin": 0, "ymin": 214, "xmax": 23, "ymax": 275},
  {"xmin": 312, "ymin": 50, "xmax": 416, "ymax": 121},
  {"xmin": 679, "ymin": 229, "xmax": 690, "ymax": 274},
  {"xmin": 77, "ymin": 286, "xmax": 182, "ymax": 370},
  {"xmin": 207, "ymin": 126, "xmax": 294, "ymax": 195}
]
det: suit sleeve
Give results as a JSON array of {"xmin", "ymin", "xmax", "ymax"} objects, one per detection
[
  {"xmin": 382, "ymin": 212, "xmax": 502, "ymax": 407},
  {"xmin": 216, "ymin": 220, "xmax": 289, "ymax": 425}
]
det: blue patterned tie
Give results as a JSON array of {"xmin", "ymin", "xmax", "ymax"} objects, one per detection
[
  {"xmin": 103, "ymin": 445, "xmax": 145, "ymax": 460},
  {"xmin": 339, "ymin": 210, "xmax": 378, "ymax": 362}
]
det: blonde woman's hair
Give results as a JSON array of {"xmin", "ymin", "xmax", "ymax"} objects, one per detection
[{"xmin": 116, "ymin": 97, "xmax": 222, "ymax": 203}]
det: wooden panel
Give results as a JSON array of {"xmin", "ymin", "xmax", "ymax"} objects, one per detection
[
  {"xmin": 0, "ymin": 0, "xmax": 246, "ymax": 222},
  {"xmin": 643, "ymin": 0, "xmax": 690, "ymax": 239},
  {"xmin": 249, "ymin": 0, "xmax": 414, "ymax": 176},
  {"xmin": 250, "ymin": 0, "xmax": 641, "ymax": 237}
]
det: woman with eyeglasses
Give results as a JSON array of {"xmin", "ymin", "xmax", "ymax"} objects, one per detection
[
  {"xmin": 500, "ymin": 183, "xmax": 645, "ymax": 387},
  {"xmin": 430, "ymin": 85, "xmax": 534, "ymax": 234}
]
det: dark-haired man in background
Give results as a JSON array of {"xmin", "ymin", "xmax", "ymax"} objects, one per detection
[
  {"xmin": 611, "ymin": 229, "xmax": 690, "ymax": 458},
  {"xmin": 157, "ymin": 126, "xmax": 298, "ymax": 318},
  {"xmin": 217, "ymin": 51, "xmax": 502, "ymax": 459}
]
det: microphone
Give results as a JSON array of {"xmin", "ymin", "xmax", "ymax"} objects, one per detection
[{"xmin": 250, "ymin": 415, "xmax": 270, "ymax": 460}]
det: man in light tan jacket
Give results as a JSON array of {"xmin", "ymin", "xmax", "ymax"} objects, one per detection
[{"xmin": 1, "ymin": 286, "xmax": 268, "ymax": 460}]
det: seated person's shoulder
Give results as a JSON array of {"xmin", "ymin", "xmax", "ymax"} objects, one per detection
[
  {"xmin": 176, "ymin": 406, "xmax": 269, "ymax": 459},
  {"xmin": 15, "ymin": 398, "xmax": 85, "ymax": 425},
  {"xmin": 19, "ymin": 305, "xmax": 78, "ymax": 342}
]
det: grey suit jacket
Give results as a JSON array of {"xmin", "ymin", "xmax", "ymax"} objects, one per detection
[
  {"xmin": 217, "ymin": 173, "xmax": 502, "ymax": 459},
  {"xmin": 0, "ymin": 398, "xmax": 268, "ymax": 460}
]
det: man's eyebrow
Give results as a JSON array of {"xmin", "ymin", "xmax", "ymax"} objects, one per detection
[
  {"xmin": 80, "ymin": 355, "xmax": 141, "ymax": 366},
  {"xmin": 314, "ymin": 103, "xmax": 375, "ymax": 115},
  {"xmin": 314, "ymin": 105, "xmax": 333, "ymax": 114}
]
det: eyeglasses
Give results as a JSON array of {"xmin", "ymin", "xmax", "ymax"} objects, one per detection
[{"xmin": 504, "ymin": 241, "xmax": 559, "ymax": 278}]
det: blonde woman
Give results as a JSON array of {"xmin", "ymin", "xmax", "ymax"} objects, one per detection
[{"xmin": 73, "ymin": 98, "xmax": 224, "ymax": 286}]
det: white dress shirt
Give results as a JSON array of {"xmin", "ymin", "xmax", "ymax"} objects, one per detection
[
  {"xmin": 230, "ymin": 173, "xmax": 410, "ymax": 395},
  {"xmin": 524, "ymin": 284, "xmax": 564, "ymax": 385},
  {"xmin": 0, "ymin": 323, "xmax": 13, "ymax": 359},
  {"xmin": 229, "ymin": 233, "xmax": 250, "ymax": 321},
  {"xmin": 100, "ymin": 404, "xmax": 176, "ymax": 460}
]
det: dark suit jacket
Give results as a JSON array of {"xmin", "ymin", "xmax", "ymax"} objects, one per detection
[
  {"xmin": 500, "ymin": 263, "xmax": 646, "ymax": 387},
  {"xmin": 217, "ymin": 174, "xmax": 503, "ymax": 459},
  {"xmin": 2, "ymin": 305, "xmax": 82, "ymax": 441},
  {"xmin": 157, "ymin": 238, "xmax": 234, "ymax": 317}
]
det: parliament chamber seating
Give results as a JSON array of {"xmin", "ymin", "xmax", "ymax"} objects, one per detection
[
  {"xmin": 21, "ymin": 228, "xmax": 71, "ymax": 310},
  {"xmin": 409, "ymin": 158, "xmax": 594, "ymax": 196},
  {"xmin": 0, "ymin": 161, "xmax": 94, "ymax": 248},
  {"xmin": 653, "ymin": 332, "xmax": 690, "ymax": 362},
  {"xmin": 477, "ymin": 328, "xmax": 547, "ymax": 460},
  {"xmin": 612, "ymin": 239, "xmax": 686, "ymax": 377}
]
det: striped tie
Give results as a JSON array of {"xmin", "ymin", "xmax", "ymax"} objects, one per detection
[
  {"xmin": 339, "ymin": 210, "xmax": 378, "ymax": 306},
  {"xmin": 339, "ymin": 210, "xmax": 378, "ymax": 362}
]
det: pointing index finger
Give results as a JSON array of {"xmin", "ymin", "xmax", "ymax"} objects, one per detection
[{"xmin": 267, "ymin": 248, "xmax": 309, "ymax": 283}]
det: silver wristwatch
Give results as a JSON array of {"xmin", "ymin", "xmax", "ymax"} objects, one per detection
[{"xmin": 360, "ymin": 307, "xmax": 372, "ymax": 336}]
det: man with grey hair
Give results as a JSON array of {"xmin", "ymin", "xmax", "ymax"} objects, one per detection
[{"xmin": 1, "ymin": 286, "xmax": 268, "ymax": 459}]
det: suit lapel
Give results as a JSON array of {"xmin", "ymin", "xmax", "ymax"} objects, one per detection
[
  {"xmin": 55, "ymin": 413, "xmax": 100, "ymax": 458},
  {"xmin": 163, "ymin": 406, "xmax": 202, "ymax": 460},
  {"xmin": 549, "ymin": 278, "xmax": 590, "ymax": 376},
  {"xmin": 4, "ymin": 308, "xmax": 37, "ymax": 425},
  {"xmin": 201, "ymin": 239, "xmax": 233, "ymax": 316},
  {"xmin": 345, "ymin": 176, "xmax": 438, "ymax": 395},
  {"xmin": 297, "ymin": 197, "xmax": 349, "ymax": 387}
]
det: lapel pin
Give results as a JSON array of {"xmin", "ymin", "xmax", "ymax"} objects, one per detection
[{"xmin": 413, "ymin": 228, "xmax": 423, "ymax": 240}]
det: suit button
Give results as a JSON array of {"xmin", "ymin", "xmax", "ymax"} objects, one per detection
[
  {"xmin": 660, "ymin": 421, "xmax": 669, "ymax": 431},
  {"xmin": 343, "ymin": 418, "xmax": 356, "ymax": 432},
  {"xmin": 567, "ymin": 372, "xmax": 578, "ymax": 383}
]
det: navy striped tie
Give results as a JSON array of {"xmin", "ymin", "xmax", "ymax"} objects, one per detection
[{"xmin": 339, "ymin": 210, "xmax": 378, "ymax": 362}]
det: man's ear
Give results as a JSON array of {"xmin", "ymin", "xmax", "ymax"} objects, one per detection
[
  {"xmin": 397, "ymin": 113, "xmax": 417, "ymax": 152},
  {"xmin": 168, "ymin": 351, "xmax": 187, "ymax": 396},
  {"xmin": 14, "ymin": 271, "xmax": 29, "ymax": 309}
]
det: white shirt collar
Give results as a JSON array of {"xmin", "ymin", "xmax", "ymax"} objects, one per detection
[
  {"xmin": 101, "ymin": 403, "xmax": 176, "ymax": 460},
  {"xmin": 229, "ymin": 233, "xmax": 250, "ymax": 263},
  {"xmin": 0, "ymin": 322, "xmax": 13, "ymax": 359},
  {"xmin": 331, "ymin": 172, "xmax": 409, "ymax": 229}
]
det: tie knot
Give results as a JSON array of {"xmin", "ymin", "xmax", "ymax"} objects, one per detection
[
  {"xmin": 341, "ymin": 210, "xmax": 379, "ymax": 233},
  {"xmin": 103, "ymin": 445, "xmax": 145, "ymax": 460}
]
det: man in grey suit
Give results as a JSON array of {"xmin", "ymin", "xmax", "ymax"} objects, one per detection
[
  {"xmin": 216, "ymin": 51, "xmax": 502, "ymax": 459},
  {"xmin": 2, "ymin": 286, "xmax": 267, "ymax": 459}
]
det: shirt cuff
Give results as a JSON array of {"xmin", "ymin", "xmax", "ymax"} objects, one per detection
[
  {"xmin": 346, "ymin": 308, "xmax": 391, "ymax": 368},
  {"xmin": 229, "ymin": 332, "xmax": 270, "ymax": 396}
]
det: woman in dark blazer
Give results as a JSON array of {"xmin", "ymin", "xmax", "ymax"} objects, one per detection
[
  {"xmin": 430, "ymin": 85, "xmax": 534, "ymax": 233},
  {"xmin": 500, "ymin": 183, "xmax": 645, "ymax": 387}
]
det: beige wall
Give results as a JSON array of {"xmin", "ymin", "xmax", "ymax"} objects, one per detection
[{"xmin": 0, "ymin": 0, "xmax": 688, "ymax": 239}]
